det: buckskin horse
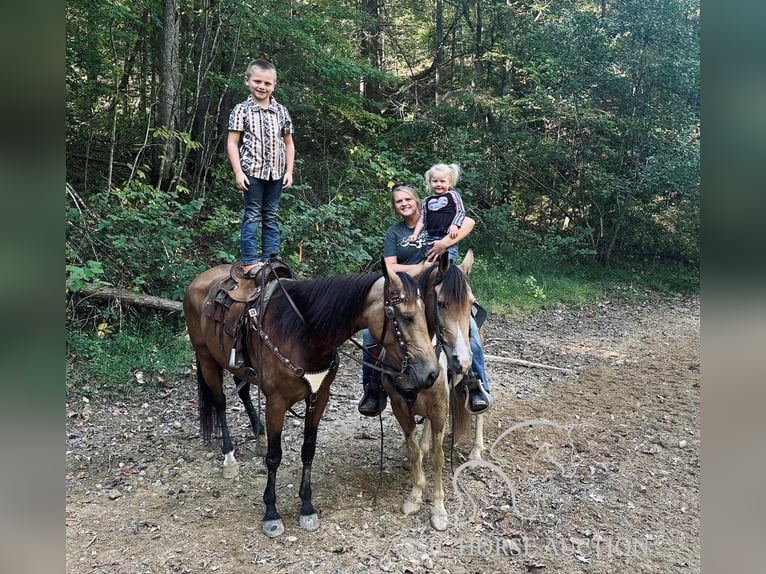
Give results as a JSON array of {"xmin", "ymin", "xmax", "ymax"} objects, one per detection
[
  {"xmin": 381, "ymin": 249, "xmax": 475, "ymax": 530},
  {"xmin": 183, "ymin": 259, "xmax": 439, "ymax": 537}
]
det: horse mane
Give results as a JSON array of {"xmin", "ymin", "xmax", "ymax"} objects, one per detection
[
  {"xmin": 418, "ymin": 263, "xmax": 469, "ymax": 306},
  {"xmin": 396, "ymin": 270, "xmax": 421, "ymax": 303},
  {"xmin": 265, "ymin": 273, "xmax": 378, "ymax": 343}
]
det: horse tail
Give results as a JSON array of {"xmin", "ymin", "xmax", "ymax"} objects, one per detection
[
  {"xmin": 450, "ymin": 380, "xmax": 472, "ymax": 442},
  {"xmin": 196, "ymin": 357, "xmax": 218, "ymax": 445}
]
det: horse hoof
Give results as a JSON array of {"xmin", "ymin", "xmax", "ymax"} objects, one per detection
[
  {"xmin": 255, "ymin": 437, "xmax": 267, "ymax": 457},
  {"xmin": 431, "ymin": 514, "xmax": 448, "ymax": 531},
  {"xmin": 299, "ymin": 513, "xmax": 320, "ymax": 531},
  {"xmin": 222, "ymin": 462, "xmax": 239, "ymax": 479},
  {"xmin": 402, "ymin": 500, "xmax": 421, "ymax": 515},
  {"xmin": 468, "ymin": 449, "xmax": 483, "ymax": 461},
  {"xmin": 263, "ymin": 519, "xmax": 285, "ymax": 538},
  {"xmin": 253, "ymin": 458, "xmax": 268, "ymax": 475}
]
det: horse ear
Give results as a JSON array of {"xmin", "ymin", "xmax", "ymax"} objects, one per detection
[
  {"xmin": 381, "ymin": 257, "xmax": 403, "ymax": 291},
  {"xmin": 438, "ymin": 251, "xmax": 451, "ymax": 274},
  {"xmin": 459, "ymin": 249, "xmax": 474, "ymax": 276}
]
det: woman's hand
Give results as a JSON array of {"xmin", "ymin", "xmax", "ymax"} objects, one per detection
[{"xmin": 426, "ymin": 238, "xmax": 448, "ymax": 261}]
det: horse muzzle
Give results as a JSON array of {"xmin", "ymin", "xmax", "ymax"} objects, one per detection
[
  {"xmin": 407, "ymin": 364, "xmax": 439, "ymax": 390},
  {"xmin": 443, "ymin": 344, "xmax": 472, "ymax": 377}
]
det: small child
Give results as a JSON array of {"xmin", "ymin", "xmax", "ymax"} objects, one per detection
[
  {"xmin": 227, "ymin": 59, "xmax": 295, "ymax": 277},
  {"xmin": 407, "ymin": 163, "xmax": 466, "ymax": 261}
]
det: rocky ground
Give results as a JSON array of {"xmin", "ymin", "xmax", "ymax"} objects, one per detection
[{"xmin": 66, "ymin": 293, "xmax": 700, "ymax": 574}]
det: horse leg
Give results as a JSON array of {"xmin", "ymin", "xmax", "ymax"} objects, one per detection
[
  {"xmin": 196, "ymin": 351, "xmax": 239, "ymax": 478},
  {"xmin": 234, "ymin": 377, "xmax": 267, "ymax": 456},
  {"xmin": 469, "ymin": 414, "xmax": 486, "ymax": 460},
  {"xmin": 419, "ymin": 419, "xmax": 432, "ymax": 459},
  {"xmin": 297, "ymin": 386, "xmax": 331, "ymax": 532},
  {"xmin": 429, "ymin": 418, "xmax": 448, "ymax": 531},
  {"xmin": 403, "ymin": 430, "xmax": 425, "ymax": 515},
  {"xmin": 391, "ymin": 403, "xmax": 424, "ymax": 515},
  {"xmin": 262, "ymin": 399, "xmax": 287, "ymax": 538}
]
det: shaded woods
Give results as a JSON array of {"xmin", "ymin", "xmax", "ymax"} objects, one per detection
[{"xmin": 66, "ymin": 0, "xmax": 699, "ymax": 301}]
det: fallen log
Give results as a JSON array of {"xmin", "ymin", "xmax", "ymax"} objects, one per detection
[
  {"xmin": 70, "ymin": 290, "xmax": 574, "ymax": 375},
  {"xmin": 75, "ymin": 286, "xmax": 183, "ymax": 312},
  {"xmin": 484, "ymin": 353, "xmax": 575, "ymax": 374}
]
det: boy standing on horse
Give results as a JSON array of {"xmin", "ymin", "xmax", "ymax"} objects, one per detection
[{"xmin": 227, "ymin": 59, "xmax": 295, "ymax": 278}]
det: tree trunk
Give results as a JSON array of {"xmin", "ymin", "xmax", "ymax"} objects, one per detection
[
  {"xmin": 472, "ymin": 0, "xmax": 484, "ymax": 89},
  {"xmin": 360, "ymin": 0, "xmax": 383, "ymax": 102},
  {"xmin": 434, "ymin": 0, "xmax": 444, "ymax": 104},
  {"xmin": 154, "ymin": 0, "xmax": 181, "ymax": 187}
]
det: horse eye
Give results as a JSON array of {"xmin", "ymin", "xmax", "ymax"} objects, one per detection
[
  {"xmin": 400, "ymin": 313, "xmax": 415, "ymax": 323},
  {"xmin": 437, "ymin": 300, "xmax": 447, "ymax": 309}
]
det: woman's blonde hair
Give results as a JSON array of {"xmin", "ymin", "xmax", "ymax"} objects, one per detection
[
  {"xmin": 425, "ymin": 163, "xmax": 461, "ymax": 188},
  {"xmin": 390, "ymin": 184, "xmax": 421, "ymax": 213}
]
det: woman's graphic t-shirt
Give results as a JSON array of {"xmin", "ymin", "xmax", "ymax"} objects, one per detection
[{"xmin": 383, "ymin": 221, "xmax": 428, "ymax": 263}]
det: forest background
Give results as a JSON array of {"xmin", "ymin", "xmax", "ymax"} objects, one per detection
[{"xmin": 65, "ymin": 0, "xmax": 699, "ymax": 389}]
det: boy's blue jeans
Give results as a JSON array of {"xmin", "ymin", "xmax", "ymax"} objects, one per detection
[
  {"xmin": 241, "ymin": 176, "xmax": 283, "ymax": 265},
  {"xmin": 362, "ymin": 315, "xmax": 489, "ymax": 392}
]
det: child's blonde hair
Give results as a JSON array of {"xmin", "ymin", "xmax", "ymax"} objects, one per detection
[
  {"xmin": 425, "ymin": 163, "xmax": 461, "ymax": 188},
  {"xmin": 245, "ymin": 58, "xmax": 277, "ymax": 79}
]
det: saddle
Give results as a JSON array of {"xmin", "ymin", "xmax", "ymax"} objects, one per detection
[
  {"xmin": 226, "ymin": 258, "xmax": 295, "ymax": 302},
  {"xmin": 202, "ymin": 257, "xmax": 297, "ymax": 359}
]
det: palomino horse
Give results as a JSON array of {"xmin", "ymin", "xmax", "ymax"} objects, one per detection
[
  {"xmin": 418, "ymin": 249, "xmax": 490, "ymax": 462},
  {"xmin": 381, "ymin": 250, "xmax": 475, "ymax": 530},
  {"xmin": 183, "ymin": 260, "xmax": 439, "ymax": 537}
]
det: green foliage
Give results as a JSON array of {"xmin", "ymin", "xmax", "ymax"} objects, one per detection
[
  {"xmin": 66, "ymin": 260, "xmax": 111, "ymax": 293},
  {"xmin": 66, "ymin": 316, "xmax": 192, "ymax": 399},
  {"xmin": 279, "ymin": 145, "xmax": 422, "ymax": 275},
  {"xmin": 65, "ymin": 0, "xmax": 699, "ymax": 382},
  {"xmin": 66, "ymin": 170, "xmax": 205, "ymax": 301},
  {"xmin": 466, "ymin": 253, "xmax": 602, "ymax": 317}
]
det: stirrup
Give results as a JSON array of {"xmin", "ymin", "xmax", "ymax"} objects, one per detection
[
  {"xmin": 243, "ymin": 262, "xmax": 265, "ymax": 278},
  {"xmin": 358, "ymin": 379, "xmax": 387, "ymax": 416},
  {"xmin": 464, "ymin": 376, "xmax": 493, "ymax": 415}
]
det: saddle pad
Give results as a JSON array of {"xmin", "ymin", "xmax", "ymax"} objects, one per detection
[{"xmin": 303, "ymin": 370, "xmax": 330, "ymax": 394}]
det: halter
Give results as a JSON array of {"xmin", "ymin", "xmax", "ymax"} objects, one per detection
[{"xmin": 427, "ymin": 265, "xmax": 468, "ymax": 376}]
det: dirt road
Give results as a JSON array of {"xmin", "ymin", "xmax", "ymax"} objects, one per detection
[{"xmin": 66, "ymin": 294, "xmax": 700, "ymax": 573}]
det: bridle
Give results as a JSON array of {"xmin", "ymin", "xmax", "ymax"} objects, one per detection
[
  {"xmin": 360, "ymin": 277, "xmax": 425, "ymax": 404},
  {"xmin": 374, "ymin": 279, "xmax": 417, "ymax": 378},
  {"xmin": 424, "ymin": 266, "xmax": 460, "ymax": 374}
]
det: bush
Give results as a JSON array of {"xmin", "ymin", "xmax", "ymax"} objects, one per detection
[{"xmin": 66, "ymin": 315, "xmax": 192, "ymax": 400}]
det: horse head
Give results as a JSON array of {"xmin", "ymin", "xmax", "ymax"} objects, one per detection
[
  {"xmin": 421, "ymin": 249, "xmax": 476, "ymax": 376},
  {"xmin": 367, "ymin": 258, "xmax": 440, "ymax": 394}
]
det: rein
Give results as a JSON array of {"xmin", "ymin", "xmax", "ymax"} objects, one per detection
[
  {"xmin": 335, "ymin": 277, "xmax": 420, "ymax": 383},
  {"xmin": 430, "ymin": 271, "xmax": 447, "ymax": 362},
  {"xmin": 244, "ymin": 268, "xmax": 418, "ymax": 412}
]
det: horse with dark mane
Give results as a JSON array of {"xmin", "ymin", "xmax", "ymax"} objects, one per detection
[
  {"xmin": 183, "ymin": 259, "xmax": 439, "ymax": 537},
  {"xmin": 382, "ymin": 250, "xmax": 475, "ymax": 530}
]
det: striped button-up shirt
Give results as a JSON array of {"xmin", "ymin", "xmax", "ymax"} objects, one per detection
[{"xmin": 227, "ymin": 95, "xmax": 293, "ymax": 180}]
